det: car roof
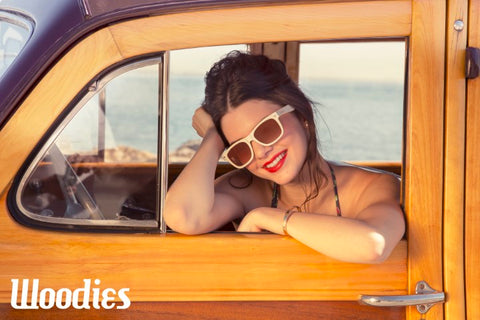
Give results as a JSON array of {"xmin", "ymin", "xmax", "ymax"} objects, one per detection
[
  {"xmin": 0, "ymin": 0, "xmax": 84, "ymax": 128},
  {"xmin": 0, "ymin": 0, "xmax": 289, "ymax": 129}
]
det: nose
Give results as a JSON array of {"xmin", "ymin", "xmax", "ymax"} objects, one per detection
[{"xmin": 251, "ymin": 140, "xmax": 272, "ymax": 160}]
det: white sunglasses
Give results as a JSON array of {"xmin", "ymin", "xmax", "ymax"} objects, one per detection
[{"xmin": 224, "ymin": 105, "xmax": 295, "ymax": 169}]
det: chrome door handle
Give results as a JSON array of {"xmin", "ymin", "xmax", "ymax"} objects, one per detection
[{"xmin": 359, "ymin": 281, "xmax": 445, "ymax": 314}]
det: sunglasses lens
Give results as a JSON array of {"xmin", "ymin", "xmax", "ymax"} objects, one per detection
[
  {"xmin": 227, "ymin": 142, "xmax": 252, "ymax": 167},
  {"xmin": 226, "ymin": 117, "xmax": 284, "ymax": 168},
  {"xmin": 254, "ymin": 119, "xmax": 282, "ymax": 144}
]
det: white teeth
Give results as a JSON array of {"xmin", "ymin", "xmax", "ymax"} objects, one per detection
[{"xmin": 266, "ymin": 152, "xmax": 286, "ymax": 168}]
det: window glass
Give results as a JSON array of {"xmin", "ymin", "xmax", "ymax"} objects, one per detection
[
  {"xmin": 16, "ymin": 60, "xmax": 161, "ymax": 229},
  {"xmin": 299, "ymin": 41, "xmax": 406, "ymax": 161},
  {"xmin": 0, "ymin": 12, "xmax": 33, "ymax": 77},
  {"xmin": 168, "ymin": 44, "xmax": 247, "ymax": 162}
]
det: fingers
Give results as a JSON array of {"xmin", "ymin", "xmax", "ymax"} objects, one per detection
[{"xmin": 237, "ymin": 221, "xmax": 262, "ymax": 232}]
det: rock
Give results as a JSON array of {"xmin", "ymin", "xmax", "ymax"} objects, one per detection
[
  {"xmin": 103, "ymin": 145, "xmax": 156, "ymax": 162},
  {"xmin": 168, "ymin": 139, "xmax": 202, "ymax": 162}
]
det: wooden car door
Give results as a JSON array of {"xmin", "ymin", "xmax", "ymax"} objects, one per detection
[
  {"xmin": 398, "ymin": 0, "xmax": 445, "ymax": 318},
  {"xmin": 0, "ymin": 1, "xmax": 449, "ymax": 319}
]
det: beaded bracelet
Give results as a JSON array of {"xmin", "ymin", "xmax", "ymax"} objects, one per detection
[{"xmin": 282, "ymin": 206, "xmax": 300, "ymax": 236}]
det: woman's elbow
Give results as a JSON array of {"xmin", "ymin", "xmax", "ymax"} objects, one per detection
[
  {"xmin": 164, "ymin": 206, "xmax": 203, "ymax": 235},
  {"xmin": 361, "ymin": 232, "xmax": 396, "ymax": 264}
]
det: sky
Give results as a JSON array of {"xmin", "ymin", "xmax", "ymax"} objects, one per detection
[{"xmin": 169, "ymin": 41, "xmax": 406, "ymax": 83}]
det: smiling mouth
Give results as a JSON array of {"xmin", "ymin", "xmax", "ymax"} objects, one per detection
[{"xmin": 263, "ymin": 150, "xmax": 287, "ymax": 172}]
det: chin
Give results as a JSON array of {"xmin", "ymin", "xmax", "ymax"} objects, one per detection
[{"xmin": 273, "ymin": 173, "xmax": 299, "ymax": 185}]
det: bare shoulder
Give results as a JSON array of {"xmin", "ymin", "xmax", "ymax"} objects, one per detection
[
  {"xmin": 331, "ymin": 161, "xmax": 401, "ymax": 216},
  {"xmin": 334, "ymin": 162, "xmax": 400, "ymax": 189}
]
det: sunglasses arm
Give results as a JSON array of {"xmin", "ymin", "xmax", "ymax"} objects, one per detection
[{"xmin": 276, "ymin": 105, "xmax": 295, "ymax": 116}]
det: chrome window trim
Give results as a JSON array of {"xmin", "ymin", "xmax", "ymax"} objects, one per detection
[
  {"xmin": 158, "ymin": 51, "xmax": 169, "ymax": 233},
  {"xmin": 79, "ymin": 0, "xmax": 93, "ymax": 18},
  {"xmin": 14, "ymin": 55, "xmax": 164, "ymax": 230},
  {"xmin": 0, "ymin": 10, "xmax": 34, "ymax": 77},
  {"xmin": 0, "ymin": 11, "xmax": 33, "ymax": 30}
]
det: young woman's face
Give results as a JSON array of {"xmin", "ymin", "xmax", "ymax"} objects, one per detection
[{"xmin": 220, "ymin": 99, "xmax": 308, "ymax": 185}]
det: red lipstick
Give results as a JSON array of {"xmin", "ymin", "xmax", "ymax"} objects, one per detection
[{"xmin": 262, "ymin": 150, "xmax": 287, "ymax": 173}]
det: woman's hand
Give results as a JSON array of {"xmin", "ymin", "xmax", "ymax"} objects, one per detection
[
  {"xmin": 237, "ymin": 207, "xmax": 284, "ymax": 234},
  {"xmin": 237, "ymin": 210, "xmax": 264, "ymax": 232},
  {"xmin": 192, "ymin": 106, "xmax": 216, "ymax": 138}
]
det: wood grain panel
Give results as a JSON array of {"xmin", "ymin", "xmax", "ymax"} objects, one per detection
[
  {"xmin": 109, "ymin": 1, "xmax": 411, "ymax": 58},
  {"xmin": 465, "ymin": 1, "xmax": 480, "ymax": 319},
  {"xmin": 443, "ymin": 1, "xmax": 467, "ymax": 319},
  {"xmin": 0, "ymin": 301, "xmax": 404, "ymax": 320},
  {"xmin": 0, "ymin": 189, "xmax": 408, "ymax": 302},
  {"xmin": 405, "ymin": 0, "xmax": 446, "ymax": 319}
]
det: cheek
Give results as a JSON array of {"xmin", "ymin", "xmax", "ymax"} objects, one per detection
[
  {"xmin": 291, "ymin": 135, "xmax": 308, "ymax": 165},
  {"xmin": 287, "ymin": 127, "xmax": 309, "ymax": 168},
  {"xmin": 283, "ymin": 121, "xmax": 309, "ymax": 150}
]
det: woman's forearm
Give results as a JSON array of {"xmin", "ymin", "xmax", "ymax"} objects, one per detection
[
  {"xmin": 164, "ymin": 130, "xmax": 225, "ymax": 233},
  {"xmin": 240, "ymin": 206, "xmax": 404, "ymax": 264},
  {"xmin": 286, "ymin": 213, "xmax": 390, "ymax": 263}
]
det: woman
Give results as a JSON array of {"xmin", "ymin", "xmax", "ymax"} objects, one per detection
[{"xmin": 164, "ymin": 51, "xmax": 405, "ymax": 264}]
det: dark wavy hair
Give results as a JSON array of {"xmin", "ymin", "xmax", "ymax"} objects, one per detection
[{"xmin": 202, "ymin": 50, "xmax": 326, "ymax": 210}]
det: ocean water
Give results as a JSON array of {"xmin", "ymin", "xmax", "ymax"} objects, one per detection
[
  {"xmin": 169, "ymin": 76, "xmax": 404, "ymax": 161},
  {"xmin": 58, "ymin": 72, "xmax": 404, "ymax": 162}
]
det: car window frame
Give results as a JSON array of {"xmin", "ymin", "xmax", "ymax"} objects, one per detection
[
  {"xmin": 8, "ymin": 53, "xmax": 167, "ymax": 233},
  {"xmin": 0, "ymin": 10, "xmax": 34, "ymax": 78}
]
